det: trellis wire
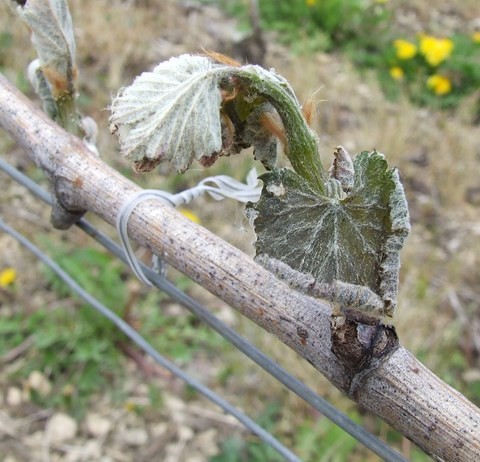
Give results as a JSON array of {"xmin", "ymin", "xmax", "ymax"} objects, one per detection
[
  {"xmin": 0, "ymin": 159, "xmax": 407, "ymax": 462},
  {"xmin": 0, "ymin": 217, "xmax": 299, "ymax": 462}
]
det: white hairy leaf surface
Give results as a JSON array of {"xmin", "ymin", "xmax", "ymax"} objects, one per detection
[
  {"xmin": 110, "ymin": 55, "xmax": 229, "ymax": 173},
  {"xmin": 248, "ymin": 151, "xmax": 410, "ymax": 315},
  {"xmin": 18, "ymin": 0, "xmax": 76, "ymax": 93}
]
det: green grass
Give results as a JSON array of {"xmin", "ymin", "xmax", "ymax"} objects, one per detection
[
  {"xmin": 212, "ymin": 402, "xmax": 285, "ymax": 462},
  {"xmin": 0, "ymin": 239, "xmax": 229, "ymax": 418}
]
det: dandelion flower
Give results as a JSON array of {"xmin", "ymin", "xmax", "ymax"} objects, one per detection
[
  {"xmin": 0, "ymin": 267, "xmax": 16, "ymax": 287},
  {"xmin": 393, "ymin": 39, "xmax": 417, "ymax": 60},
  {"xmin": 124, "ymin": 401, "xmax": 137, "ymax": 413},
  {"xmin": 472, "ymin": 32, "xmax": 480, "ymax": 43},
  {"xmin": 306, "ymin": 0, "xmax": 316, "ymax": 6},
  {"xmin": 427, "ymin": 75, "xmax": 452, "ymax": 95},
  {"xmin": 420, "ymin": 35, "xmax": 454, "ymax": 66},
  {"xmin": 389, "ymin": 66, "xmax": 404, "ymax": 80}
]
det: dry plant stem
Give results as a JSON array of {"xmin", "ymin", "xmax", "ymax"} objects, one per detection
[
  {"xmin": 352, "ymin": 347, "xmax": 480, "ymax": 459},
  {"xmin": 0, "ymin": 73, "xmax": 479, "ymax": 461}
]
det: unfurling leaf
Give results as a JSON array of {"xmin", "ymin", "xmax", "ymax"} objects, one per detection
[
  {"xmin": 110, "ymin": 55, "xmax": 228, "ymax": 173},
  {"xmin": 18, "ymin": 0, "xmax": 77, "ymax": 96},
  {"xmin": 27, "ymin": 59, "xmax": 58, "ymax": 118},
  {"xmin": 247, "ymin": 150, "xmax": 410, "ymax": 316},
  {"xmin": 329, "ymin": 146, "xmax": 354, "ymax": 193},
  {"xmin": 244, "ymin": 103, "xmax": 284, "ymax": 169},
  {"xmin": 110, "ymin": 54, "xmax": 322, "ymax": 180}
]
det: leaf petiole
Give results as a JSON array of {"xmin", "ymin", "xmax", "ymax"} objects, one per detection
[{"xmin": 232, "ymin": 67, "xmax": 327, "ymax": 193}]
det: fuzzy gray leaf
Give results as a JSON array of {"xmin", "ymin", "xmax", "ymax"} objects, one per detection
[
  {"xmin": 18, "ymin": 0, "xmax": 76, "ymax": 94},
  {"xmin": 248, "ymin": 151, "xmax": 410, "ymax": 315},
  {"xmin": 110, "ymin": 55, "xmax": 230, "ymax": 173}
]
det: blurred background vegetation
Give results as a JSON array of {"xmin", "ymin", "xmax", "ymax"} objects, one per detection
[{"xmin": 0, "ymin": 0, "xmax": 479, "ymax": 461}]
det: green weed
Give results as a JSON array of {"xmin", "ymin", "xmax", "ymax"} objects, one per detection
[
  {"xmin": 0, "ymin": 239, "xmax": 228, "ymax": 417},
  {"xmin": 204, "ymin": 0, "xmax": 480, "ymax": 113},
  {"xmin": 379, "ymin": 33, "xmax": 480, "ymax": 111},
  {"xmin": 297, "ymin": 420, "xmax": 358, "ymax": 461},
  {"xmin": 211, "ymin": 402, "xmax": 284, "ymax": 462},
  {"xmin": 202, "ymin": 0, "xmax": 391, "ymax": 53}
]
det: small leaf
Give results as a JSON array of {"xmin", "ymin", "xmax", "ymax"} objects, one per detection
[
  {"xmin": 244, "ymin": 103, "xmax": 283, "ymax": 169},
  {"xmin": 248, "ymin": 150, "xmax": 410, "ymax": 314},
  {"xmin": 28, "ymin": 59, "xmax": 58, "ymax": 118},
  {"xmin": 18, "ymin": 0, "xmax": 76, "ymax": 96},
  {"xmin": 328, "ymin": 146, "xmax": 354, "ymax": 193},
  {"xmin": 110, "ymin": 55, "xmax": 229, "ymax": 173}
]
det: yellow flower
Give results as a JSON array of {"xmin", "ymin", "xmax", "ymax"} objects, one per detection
[
  {"xmin": 419, "ymin": 35, "xmax": 454, "ymax": 66},
  {"xmin": 124, "ymin": 400, "xmax": 137, "ymax": 413},
  {"xmin": 306, "ymin": 0, "xmax": 316, "ymax": 6},
  {"xmin": 393, "ymin": 39, "xmax": 417, "ymax": 60},
  {"xmin": 472, "ymin": 31, "xmax": 480, "ymax": 43},
  {"xmin": 0, "ymin": 267, "xmax": 16, "ymax": 287},
  {"xmin": 179, "ymin": 209, "xmax": 201, "ymax": 224},
  {"xmin": 427, "ymin": 75, "xmax": 452, "ymax": 95},
  {"xmin": 389, "ymin": 66, "xmax": 404, "ymax": 80}
]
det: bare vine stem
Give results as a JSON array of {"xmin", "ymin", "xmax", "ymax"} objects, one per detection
[{"xmin": 0, "ymin": 158, "xmax": 406, "ymax": 461}]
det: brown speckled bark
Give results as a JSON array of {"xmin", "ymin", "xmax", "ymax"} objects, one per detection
[{"xmin": 1, "ymin": 73, "xmax": 479, "ymax": 461}]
